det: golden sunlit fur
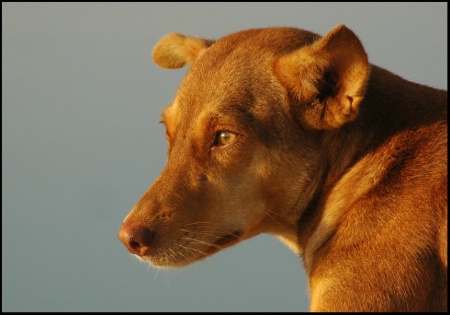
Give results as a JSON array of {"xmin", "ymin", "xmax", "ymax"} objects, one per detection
[{"xmin": 119, "ymin": 24, "xmax": 447, "ymax": 311}]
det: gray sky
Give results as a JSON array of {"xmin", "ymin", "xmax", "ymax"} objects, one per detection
[{"xmin": 2, "ymin": 2, "xmax": 447, "ymax": 312}]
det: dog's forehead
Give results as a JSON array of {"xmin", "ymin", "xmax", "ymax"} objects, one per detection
[
  {"xmin": 207, "ymin": 27, "xmax": 320, "ymax": 63},
  {"xmin": 162, "ymin": 27, "xmax": 320, "ymax": 132},
  {"xmin": 183, "ymin": 28, "xmax": 318, "ymax": 96}
]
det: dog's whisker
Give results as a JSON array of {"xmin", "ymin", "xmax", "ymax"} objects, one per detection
[
  {"xmin": 197, "ymin": 225, "xmax": 237, "ymax": 234},
  {"xmin": 193, "ymin": 231, "xmax": 223, "ymax": 238},
  {"xmin": 181, "ymin": 237, "xmax": 225, "ymax": 250},
  {"xmin": 172, "ymin": 247, "xmax": 194, "ymax": 264},
  {"xmin": 263, "ymin": 209, "xmax": 290, "ymax": 232},
  {"xmin": 166, "ymin": 249, "xmax": 178, "ymax": 265},
  {"xmin": 183, "ymin": 221, "xmax": 212, "ymax": 227},
  {"xmin": 263, "ymin": 208, "xmax": 285, "ymax": 218},
  {"xmin": 178, "ymin": 244, "xmax": 209, "ymax": 258},
  {"xmin": 179, "ymin": 224, "xmax": 237, "ymax": 238}
]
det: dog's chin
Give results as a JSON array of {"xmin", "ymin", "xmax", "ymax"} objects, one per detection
[{"xmin": 138, "ymin": 231, "xmax": 242, "ymax": 269}]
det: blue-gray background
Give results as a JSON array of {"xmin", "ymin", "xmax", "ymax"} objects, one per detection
[{"xmin": 2, "ymin": 2, "xmax": 447, "ymax": 312}]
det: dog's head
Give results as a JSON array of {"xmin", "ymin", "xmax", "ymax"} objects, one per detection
[{"xmin": 118, "ymin": 25, "xmax": 369, "ymax": 268}]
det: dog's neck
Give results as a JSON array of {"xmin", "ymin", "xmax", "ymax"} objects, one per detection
[{"xmin": 292, "ymin": 65, "xmax": 447, "ymax": 270}]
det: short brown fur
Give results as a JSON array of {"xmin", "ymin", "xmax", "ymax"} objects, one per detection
[{"xmin": 118, "ymin": 25, "xmax": 447, "ymax": 312}]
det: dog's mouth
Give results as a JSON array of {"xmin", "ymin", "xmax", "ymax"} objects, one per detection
[
  {"xmin": 212, "ymin": 231, "xmax": 241, "ymax": 247},
  {"xmin": 139, "ymin": 230, "xmax": 242, "ymax": 268}
]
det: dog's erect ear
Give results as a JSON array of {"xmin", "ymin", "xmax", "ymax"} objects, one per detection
[
  {"xmin": 274, "ymin": 24, "xmax": 369, "ymax": 130},
  {"xmin": 152, "ymin": 33, "xmax": 215, "ymax": 69}
]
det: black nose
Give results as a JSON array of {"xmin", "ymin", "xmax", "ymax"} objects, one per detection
[{"xmin": 118, "ymin": 223, "xmax": 155, "ymax": 257}]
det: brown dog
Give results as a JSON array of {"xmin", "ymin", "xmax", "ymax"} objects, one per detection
[{"xmin": 118, "ymin": 24, "xmax": 447, "ymax": 311}]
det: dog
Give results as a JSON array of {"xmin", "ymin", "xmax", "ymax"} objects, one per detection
[{"xmin": 118, "ymin": 24, "xmax": 447, "ymax": 311}]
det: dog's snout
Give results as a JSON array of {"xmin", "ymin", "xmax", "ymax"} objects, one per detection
[{"xmin": 118, "ymin": 223, "xmax": 155, "ymax": 257}]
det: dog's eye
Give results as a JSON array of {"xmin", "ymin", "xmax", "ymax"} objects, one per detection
[{"xmin": 215, "ymin": 131, "xmax": 237, "ymax": 147}]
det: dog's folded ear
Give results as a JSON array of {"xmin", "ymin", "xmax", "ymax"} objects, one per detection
[
  {"xmin": 274, "ymin": 24, "xmax": 370, "ymax": 130},
  {"xmin": 152, "ymin": 33, "xmax": 215, "ymax": 69}
]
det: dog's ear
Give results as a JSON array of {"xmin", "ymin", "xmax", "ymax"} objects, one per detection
[
  {"xmin": 152, "ymin": 33, "xmax": 215, "ymax": 69},
  {"xmin": 274, "ymin": 24, "xmax": 369, "ymax": 129}
]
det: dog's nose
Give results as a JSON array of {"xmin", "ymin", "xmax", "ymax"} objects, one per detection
[{"xmin": 118, "ymin": 223, "xmax": 155, "ymax": 257}]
